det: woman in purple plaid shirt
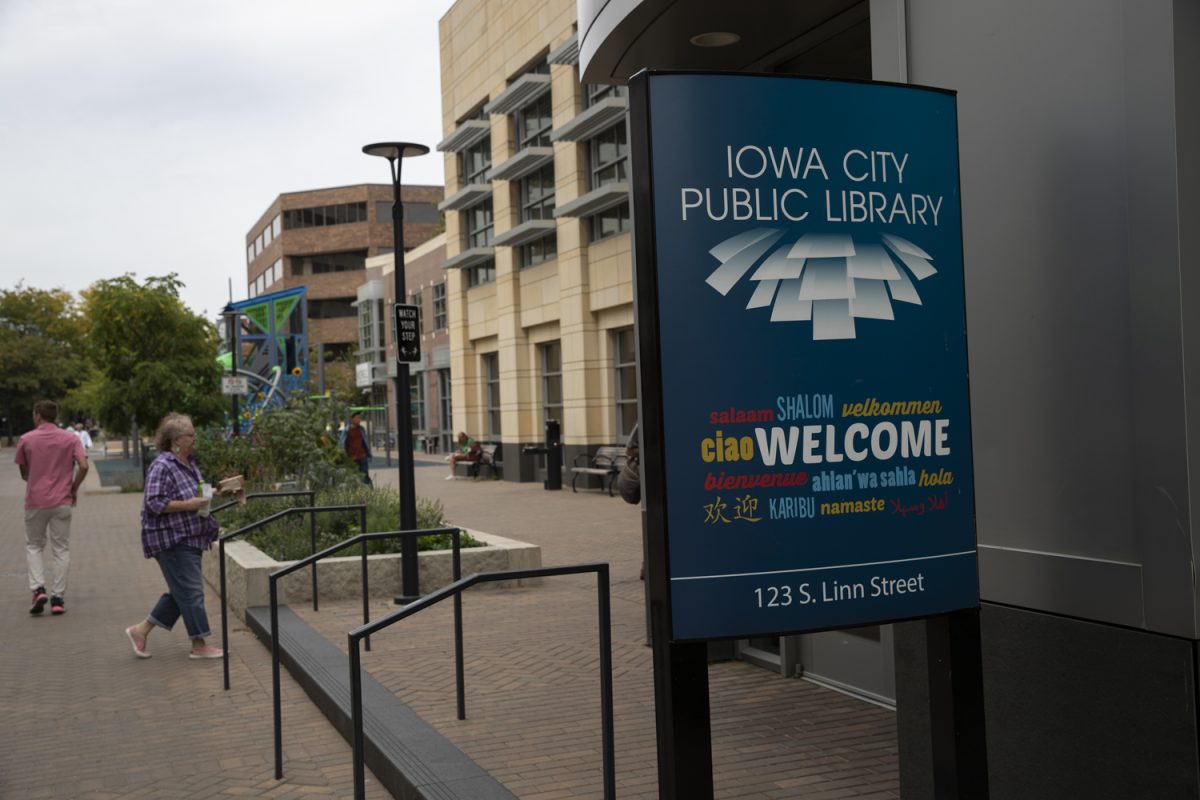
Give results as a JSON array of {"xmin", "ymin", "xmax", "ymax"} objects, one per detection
[{"xmin": 124, "ymin": 413, "xmax": 223, "ymax": 660}]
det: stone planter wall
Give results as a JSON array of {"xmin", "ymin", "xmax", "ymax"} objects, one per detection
[{"xmin": 202, "ymin": 529, "xmax": 542, "ymax": 621}]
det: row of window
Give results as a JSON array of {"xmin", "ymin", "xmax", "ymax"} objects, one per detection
[
  {"xmin": 248, "ymin": 201, "xmax": 442, "ymax": 266},
  {"xmin": 248, "ymin": 216, "xmax": 283, "ymax": 264},
  {"xmin": 478, "ymin": 327, "xmax": 637, "ymax": 440},
  {"xmin": 453, "ymin": 65, "xmax": 630, "ymax": 287},
  {"xmin": 248, "ymin": 258, "xmax": 284, "ymax": 299}
]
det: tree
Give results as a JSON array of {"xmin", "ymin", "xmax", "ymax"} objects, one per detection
[
  {"xmin": 79, "ymin": 274, "xmax": 224, "ymax": 436},
  {"xmin": 0, "ymin": 284, "xmax": 91, "ymax": 439}
]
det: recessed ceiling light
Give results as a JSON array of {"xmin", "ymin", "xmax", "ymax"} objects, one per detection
[{"xmin": 689, "ymin": 31, "xmax": 740, "ymax": 48}]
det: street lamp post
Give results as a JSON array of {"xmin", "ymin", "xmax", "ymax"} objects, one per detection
[{"xmin": 363, "ymin": 141, "xmax": 430, "ymax": 604}]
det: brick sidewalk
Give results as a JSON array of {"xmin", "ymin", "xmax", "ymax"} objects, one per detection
[{"xmin": 0, "ymin": 449, "xmax": 899, "ymax": 799}]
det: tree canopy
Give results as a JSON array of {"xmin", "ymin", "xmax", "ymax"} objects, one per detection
[
  {"xmin": 0, "ymin": 284, "xmax": 90, "ymax": 436},
  {"xmin": 78, "ymin": 274, "xmax": 224, "ymax": 435}
]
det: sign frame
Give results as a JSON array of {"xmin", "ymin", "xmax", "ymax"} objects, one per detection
[
  {"xmin": 221, "ymin": 375, "xmax": 249, "ymax": 396},
  {"xmin": 393, "ymin": 302, "xmax": 421, "ymax": 364},
  {"xmin": 629, "ymin": 71, "xmax": 979, "ymax": 645}
]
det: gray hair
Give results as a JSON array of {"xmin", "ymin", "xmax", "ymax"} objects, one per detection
[{"xmin": 154, "ymin": 412, "xmax": 194, "ymax": 453}]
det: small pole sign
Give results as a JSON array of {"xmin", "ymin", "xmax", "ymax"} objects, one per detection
[
  {"xmin": 394, "ymin": 303, "xmax": 420, "ymax": 363},
  {"xmin": 221, "ymin": 375, "xmax": 249, "ymax": 395}
]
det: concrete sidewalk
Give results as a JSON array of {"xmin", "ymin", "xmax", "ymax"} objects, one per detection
[{"xmin": 0, "ymin": 448, "xmax": 899, "ymax": 799}]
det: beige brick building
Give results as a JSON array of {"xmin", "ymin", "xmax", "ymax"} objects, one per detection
[
  {"xmin": 244, "ymin": 183, "xmax": 442, "ymax": 365},
  {"xmin": 439, "ymin": 0, "xmax": 635, "ymax": 480}
]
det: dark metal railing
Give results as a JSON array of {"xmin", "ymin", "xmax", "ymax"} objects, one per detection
[
  {"xmin": 268, "ymin": 527, "xmax": 463, "ymax": 780},
  {"xmin": 217, "ymin": 503, "xmax": 367, "ymax": 690},
  {"xmin": 210, "ymin": 489, "xmax": 315, "ymax": 518},
  {"xmin": 346, "ymin": 563, "xmax": 615, "ymax": 800}
]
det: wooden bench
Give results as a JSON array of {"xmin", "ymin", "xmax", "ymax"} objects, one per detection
[
  {"xmin": 570, "ymin": 446, "xmax": 627, "ymax": 496},
  {"xmin": 458, "ymin": 442, "xmax": 501, "ymax": 479}
]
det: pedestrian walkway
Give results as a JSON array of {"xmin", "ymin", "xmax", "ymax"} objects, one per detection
[{"xmin": 0, "ymin": 448, "xmax": 899, "ymax": 799}]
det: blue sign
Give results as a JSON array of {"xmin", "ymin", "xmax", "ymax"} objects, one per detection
[{"xmin": 637, "ymin": 73, "xmax": 978, "ymax": 641}]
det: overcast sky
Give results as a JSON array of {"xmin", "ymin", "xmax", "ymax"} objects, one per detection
[{"xmin": 0, "ymin": 0, "xmax": 456, "ymax": 321}]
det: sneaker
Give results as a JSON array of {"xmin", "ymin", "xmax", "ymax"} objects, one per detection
[
  {"xmin": 444, "ymin": 474, "xmax": 457, "ymax": 481},
  {"xmin": 189, "ymin": 645, "xmax": 224, "ymax": 660},
  {"xmin": 50, "ymin": 596, "xmax": 65, "ymax": 615},
  {"xmin": 125, "ymin": 626, "xmax": 151, "ymax": 658},
  {"xmin": 29, "ymin": 587, "xmax": 47, "ymax": 615}
]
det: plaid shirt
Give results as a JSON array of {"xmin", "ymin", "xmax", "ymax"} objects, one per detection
[{"xmin": 140, "ymin": 452, "xmax": 219, "ymax": 558}]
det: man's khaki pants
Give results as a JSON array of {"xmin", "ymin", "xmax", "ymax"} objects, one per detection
[{"xmin": 25, "ymin": 506, "xmax": 72, "ymax": 596}]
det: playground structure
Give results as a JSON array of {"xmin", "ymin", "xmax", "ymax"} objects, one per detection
[{"xmin": 220, "ymin": 287, "xmax": 309, "ymax": 429}]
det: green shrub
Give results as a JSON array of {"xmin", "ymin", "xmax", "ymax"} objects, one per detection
[
  {"xmin": 195, "ymin": 393, "xmax": 358, "ymax": 492},
  {"xmin": 213, "ymin": 484, "xmax": 481, "ymax": 562}
]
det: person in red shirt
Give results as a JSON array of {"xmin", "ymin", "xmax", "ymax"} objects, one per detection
[
  {"xmin": 14, "ymin": 400, "xmax": 89, "ymax": 615},
  {"xmin": 342, "ymin": 411, "xmax": 373, "ymax": 487}
]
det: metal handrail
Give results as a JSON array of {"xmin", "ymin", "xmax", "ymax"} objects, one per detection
[
  {"xmin": 210, "ymin": 489, "xmax": 315, "ymax": 517},
  {"xmin": 268, "ymin": 527, "xmax": 463, "ymax": 781},
  {"xmin": 346, "ymin": 563, "xmax": 615, "ymax": 800},
  {"xmin": 217, "ymin": 503, "xmax": 367, "ymax": 690}
]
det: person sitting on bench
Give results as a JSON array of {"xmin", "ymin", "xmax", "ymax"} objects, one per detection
[{"xmin": 446, "ymin": 432, "xmax": 479, "ymax": 480}]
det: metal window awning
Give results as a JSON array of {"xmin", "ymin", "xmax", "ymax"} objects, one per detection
[
  {"xmin": 483, "ymin": 73, "xmax": 551, "ymax": 115},
  {"xmin": 547, "ymin": 34, "xmax": 579, "ymax": 66},
  {"xmin": 492, "ymin": 219, "xmax": 556, "ymax": 248},
  {"xmin": 554, "ymin": 183, "xmax": 630, "ymax": 218},
  {"xmin": 443, "ymin": 246, "xmax": 495, "ymax": 270},
  {"xmin": 489, "ymin": 146, "xmax": 555, "ymax": 182},
  {"xmin": 550, "ymin": 97, "xmax": 627, "ymax": 142},
  {"xmin": 438, "ymin": 183, "xmax": 493, "ymax": 212},
  {"xmin": 436, "ymin": 120, "xmax": 491, "ymax": 153}
]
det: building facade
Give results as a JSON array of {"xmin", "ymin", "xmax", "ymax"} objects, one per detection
[
  {"xmin": 438, "ymin": 0, "xmax": 635, "ymax": 481},
  {"xmin": 357, "ymin": 235, "xmax": 453, "ymax": 456},
  {"xmin": 577, "ymin": 0, "xmax": 1200, "ymax": 797},
  {"xmin": 244, "ymin": 183, "xmax": 441, "ymax": 367}
]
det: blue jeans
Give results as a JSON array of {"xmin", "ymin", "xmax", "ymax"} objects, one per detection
[{"xmin": 148, "ymin": 545, "xmax": 211, "ymax": 639}]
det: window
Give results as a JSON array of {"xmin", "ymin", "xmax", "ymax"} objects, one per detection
[
  {"xmin": 467, "ymin": 261, "xmax": 496, "ymax": 287},
  {"xmin": 483, "ymin": 352, "xmax": 501, "ymax": 436},
  {"xmin": 515, "ymin": 91, "xmax": 553, "ymax": 150},
  {"xmin": 432, "ymin": 283, "xmax": 447, "ymax": 330},
  {"xmin": 455, "ymin": 105, "xmax": 491, "ymax": 184},
  {"xmin": 409, "ymin": 290, "xmax": 423, "ymax": 333},
  {"xmin": 614, "ymin": 327, "xmax": 638, "ymax": 438},
  {"xmin": 283, "ymin": 202, "xmax": 367, "ymax": 230},
  {"xmin": 466, "ymin": 199, "xmax": 494, "ymax": 249},
  {"xmin": 272, "ymin": 215, "xmax": 281, "ymax": 237},
  {"xmin": 438, "ymin": 368, "xmax": 452, "ymax": 438},
  {"xmin": 292, "ymin": 251, "xmax": 367, "ymax": 276},
  {"xmin": 308, "ymin": 299, "xmax": 357, "ymax": 318},
  {"xmin": 247, "ymin": 244, "xmax": 254, "ymax": 264},
  {"xmin": 540, "ymin": 341, "xmax": 563, "ymax": 437},
  {"xmin": 272, "ymin": 258, "xmax": 283, "ymax": 284},
  {"xmin": 519, "ymin": 164, "xmax": 556, "ymax": 267},
  {"xmin": 359, "ymin": 298, "xmax": 375, "ymax": 354},
  {"xmin": 586, "ymin": 82, "xmax": 627, "ymax": 108},
  {"xmin": 588, "ymin": 122, "xmax": 631, "ymax": 241},
  {"xmin": 411, "ymin": 375, "xmax": 426, "ymax": 431}
]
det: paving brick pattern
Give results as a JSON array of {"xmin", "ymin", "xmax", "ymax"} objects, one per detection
[{"xmin": 0, "ymin": 449, "xmax": 898, "ymax": 798}]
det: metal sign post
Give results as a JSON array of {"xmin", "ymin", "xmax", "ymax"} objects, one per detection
[{"xmin": 628, "ymin": 70, "xmax": 984, "ymax": 799}]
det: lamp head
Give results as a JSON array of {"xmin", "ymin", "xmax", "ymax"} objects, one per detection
[{"xmin": 362, "ymin": 142, "xmax": 430, "ymax": 160}]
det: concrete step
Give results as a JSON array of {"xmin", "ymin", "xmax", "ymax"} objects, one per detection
[{"xmin": 246, "ymin": 605, "xmax": 516, "ymax": 800}]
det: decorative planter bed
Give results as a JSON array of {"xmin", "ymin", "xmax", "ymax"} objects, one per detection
[{"xmin": 201, "ymin": 529, "xmax": 542, "ymax": 621}]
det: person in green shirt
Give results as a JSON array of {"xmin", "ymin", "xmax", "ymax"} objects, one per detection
[{"xmin": 446, "ymin": 432, "xmax": 477, "ymax": 480}]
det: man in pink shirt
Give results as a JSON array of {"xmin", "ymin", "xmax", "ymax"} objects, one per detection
[{"xmin": 14, "ymin": 400, "xmax": 88, "ymax": 616}]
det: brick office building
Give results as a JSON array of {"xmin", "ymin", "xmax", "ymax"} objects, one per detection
[{"xmin": 244, "ymin": 183, "xmax": 442, "ymax": 367}]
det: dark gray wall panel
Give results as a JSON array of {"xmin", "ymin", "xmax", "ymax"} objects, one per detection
[{"xmin": 896, "ymin": 605, "xmax": 1200, "ymax": 799}]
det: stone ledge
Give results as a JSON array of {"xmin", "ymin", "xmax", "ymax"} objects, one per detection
[{"xmin": 203, "ymin": 529, "xmax": 542, "ymax": 620}]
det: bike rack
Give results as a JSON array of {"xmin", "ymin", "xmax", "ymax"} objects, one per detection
[
  {"xmin": 346, "ymin": 563, "xmax": 615, "ymax": 800},
  {"xmin": 267, "ymin": 527, "xmax": 463, "ymax": 780},
  {"xmin": 217, "ymin": 503, "xmax": 367, "ymax": 690}
]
